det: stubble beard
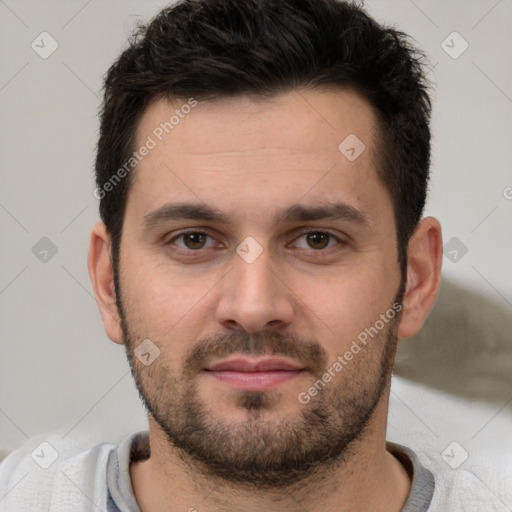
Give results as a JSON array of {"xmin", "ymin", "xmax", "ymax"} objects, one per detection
[{"xmin": 120, "ymin": 305, "xmax": 400, "ymax": 489}]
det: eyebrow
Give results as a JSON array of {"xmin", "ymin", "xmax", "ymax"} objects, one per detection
[
  {"xmin": 277, "ymin": 203, "xmax": 368, "ymax": 225},
  {"xmin": 142, "ymin": 201, "xmax": 369, "ymax": 229},
  {"xmin": 143, "ymin": 203, "xmax": 231, "ymax": 228}
]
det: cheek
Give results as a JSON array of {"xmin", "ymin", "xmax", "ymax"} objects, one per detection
[
  {"xmin": 292, "ymin": 266, "xmax": 396, "ymax": 355},
  {"xmin": 120, "ymin": 254, "xmax": 215, "ymax": 338}
]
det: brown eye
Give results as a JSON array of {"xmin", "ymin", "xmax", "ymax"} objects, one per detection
[
  {"xmin": 182, "ymin": 232, "xmax": 208, "ymax": 249},
  {"xmin": 306, "ymin": 232, "xmax": 331, "ymax": 249}
]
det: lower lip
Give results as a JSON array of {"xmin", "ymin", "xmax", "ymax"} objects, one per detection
[{"xmin": 204, "ymin": 370, "xmax": 304, "ymax": 390}]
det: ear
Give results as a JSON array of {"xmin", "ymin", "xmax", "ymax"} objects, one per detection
[
  {"xmin": 87, "ymin": 222, "xmax": 124, "ymax": 345},
  {"xmin": 398, "ymin": 217, "xmax": 443, "ymax": 339}
]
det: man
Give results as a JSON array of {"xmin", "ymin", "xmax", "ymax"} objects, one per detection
[{"xmin": 0, "ymin": 0, "xmax": 491, "ymax": 510}]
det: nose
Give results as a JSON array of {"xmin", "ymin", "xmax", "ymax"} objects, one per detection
[{"xmin": 215, "ymin": 245, "xmax": 295, "ymax": 334}]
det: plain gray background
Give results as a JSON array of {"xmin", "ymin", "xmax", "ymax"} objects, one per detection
[{"xmin": 0, "ymin": 0, "xmax": 511, "ymax": 454}]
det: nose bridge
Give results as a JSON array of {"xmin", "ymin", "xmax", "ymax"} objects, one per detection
[
  {"xmin": 216, "ymin": 240, "xmax": 294, "ymax": 332},
  {"xmin": 235, "ymin": 245, "xmax": 274, "ymax": 300}
]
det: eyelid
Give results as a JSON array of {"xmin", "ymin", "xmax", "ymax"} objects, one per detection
[
  {"xmin": 165, "ymin": 229, "xmax": 221, "ymax": 249},
  {"xmin": 163, "ymin": 227, "xmax": 346, "ymax": 251},
  {"xmin": 290, "ymin": 229, "xmax": 343, "ymax": 250}
]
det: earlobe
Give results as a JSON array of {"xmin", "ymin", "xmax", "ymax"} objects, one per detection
[
  {"xmin": 87, "ymin": 222, "xmax": 124, "ymax": 345},
  {"xmin": 398, "ymin": 217, "xmax": 443, "ymax": 339}
]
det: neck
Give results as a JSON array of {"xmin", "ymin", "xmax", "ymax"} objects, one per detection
[{"xmin": 130, "ymin": 397, "xmax": 412, "ymax": 512}]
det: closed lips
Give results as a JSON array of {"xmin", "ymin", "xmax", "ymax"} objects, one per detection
[{"xmin": 205, "ymin": 358, "xmax": 304, "ymax": 372}]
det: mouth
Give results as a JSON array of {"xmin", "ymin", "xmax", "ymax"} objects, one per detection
[{"xmin": 203, "ymin": 356, "xmax": 306, "ymax": 391}]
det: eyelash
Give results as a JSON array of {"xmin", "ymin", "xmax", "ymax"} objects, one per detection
[
  {"xmin": 167, "ymin": 231, "xmax": 221, "ymax": 251},
  {"xmin": 165, "ymin": 229, "xmax": 343, "ymax": 252}
]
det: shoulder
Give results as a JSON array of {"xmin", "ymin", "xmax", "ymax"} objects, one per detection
[
  {"xmin": 429, "ymin": 468, "xmax": 511, "ymax": 511},
  {"xmin": 0, "ymin": 430, "xmax": 135, "ymax": 512},
  {"xmin": 388, "ymin": 439, "xmax": 511, "ymax": 511},
  {"xmin": 388, "ymin": 377, "xmax": 512, "ymax": 511}
]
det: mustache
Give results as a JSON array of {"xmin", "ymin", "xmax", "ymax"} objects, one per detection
[{"xmin": 183, "ymin": 331, "xmax": 328, "ymax": 378}]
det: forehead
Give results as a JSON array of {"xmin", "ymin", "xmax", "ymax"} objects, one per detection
[
  {"xmin": 126, "ymin": 88, "xmax": 389, "ymax": 228},
  {"xmin": 136, "ymin": 88, "xmax": 378, "ymax": 161}
]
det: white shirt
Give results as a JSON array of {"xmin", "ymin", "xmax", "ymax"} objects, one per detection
[{"xmin": 0, "ymin": 428, "xmax": 507, "ymax": 511}]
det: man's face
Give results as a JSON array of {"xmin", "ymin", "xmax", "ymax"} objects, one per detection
[{"xmin": 116, "ymin": 88, "xmax": 403, "ymax": 487}]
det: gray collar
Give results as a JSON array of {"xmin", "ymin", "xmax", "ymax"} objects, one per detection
[{"xmin": 387, "ymin": 441, "xmax": 436, "ymax": 512}]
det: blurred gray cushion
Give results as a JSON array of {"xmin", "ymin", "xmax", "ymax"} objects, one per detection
[{"xmin": 396, "ymin": 277, "xmax": 512, "ymax": 405}]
